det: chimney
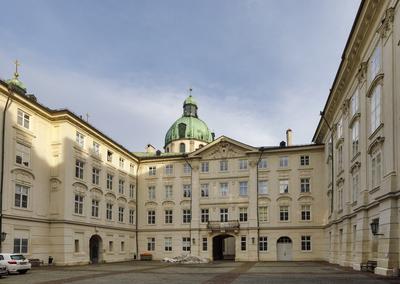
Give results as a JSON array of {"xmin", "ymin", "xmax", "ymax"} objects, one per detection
[
  {"xmin": 146, "ymin": 144, "xmax": 156, "ymax": 153},
  {"xmin": 286, "ymin": 129, "xmax": 292, "ymax": 146}
]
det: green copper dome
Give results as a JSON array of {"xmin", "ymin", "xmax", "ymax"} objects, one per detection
[
  {"xmin": 165, "ymin": 95, "xmax": 213, "ymax": 147},
  {"xmin": 7, "ymin": 77, "xmax": 26, "ymax": 92}
]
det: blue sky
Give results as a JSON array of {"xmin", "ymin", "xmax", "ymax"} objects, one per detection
[{"xmin": 0, "ymin": 0, "xmax": 360, "ymax": 151}]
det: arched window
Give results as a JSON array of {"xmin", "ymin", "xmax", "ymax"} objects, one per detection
[
  {"xmin": 179, "ymin": 143, "xmax": 186, "ymax": 153},
  {"xmin": 370, "ymin": 85, "xmax": 381, "ymax": 133}
]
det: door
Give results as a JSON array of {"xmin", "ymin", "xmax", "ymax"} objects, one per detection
[{"xmin": 277, "ymin": 237, "xmax": 293, "ymax": 261}]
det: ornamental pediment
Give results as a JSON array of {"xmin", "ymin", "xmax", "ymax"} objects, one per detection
[
  {"xmin": 162, "ymin": 200, "xmax": 176, "ymax": 206},
  {"xmin": 145, "ymin": 201, "xmax": 158, "ymax": 207}
]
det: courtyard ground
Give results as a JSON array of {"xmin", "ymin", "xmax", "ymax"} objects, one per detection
[{"xmin": 0, "ymin": 261, "xmax": 399, "ymax": 284}]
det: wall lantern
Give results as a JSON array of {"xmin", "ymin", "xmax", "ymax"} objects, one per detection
[
  {"xmin": 370, "ymin": 218, "xmax": 383, "ymax": 236},
  {"xmin": 0, "ymin": 232, "xmax": 6, "ymax": 242}
]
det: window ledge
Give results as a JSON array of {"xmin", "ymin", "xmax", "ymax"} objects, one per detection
[
  {"xmin": 369, "ymin": 186, "xmax": 380, "ymax": 194},
  {"xmin": 368, "ymin": 123, "xmax": 384, "ymax": 141}
]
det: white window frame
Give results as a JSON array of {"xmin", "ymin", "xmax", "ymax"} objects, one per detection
[
  {"xmin": 200, "ymin": 183, "xmax": 209, "ymax": 198},
  {"xmin": 17, "ymin": 109, "xmax": 30, "ymax": 129},
  {"xmin": 220, "ymin": 182, "xmax": 228, "ymax": 197},
  {"xmin": 15, "ymin": 184, "xmax": 29, "ymax": 208},
  {"xmin": 76, "ymin": 131, "xmax": 85, "ymax": 147}
]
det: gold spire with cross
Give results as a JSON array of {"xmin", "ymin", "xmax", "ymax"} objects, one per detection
[
  {"xmin": 188, "ymin": 87, "xmax": 193, "ymax": 96},
  {"xmin": 14, "ymin": 59, "xmax": 20, "ymax": 79}
]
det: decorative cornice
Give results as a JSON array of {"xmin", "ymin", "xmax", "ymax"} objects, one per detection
[
  {"xmin": 368, "ymin": 135, "xmax": 385, "ymax": 154},
  {"xmin": 350, "ymin": 161, "xmax": 361, "ymax": 173}
]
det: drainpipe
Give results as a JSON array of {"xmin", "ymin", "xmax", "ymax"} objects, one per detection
[
  {"xmin": 320, "ymin": 111, "xmax": 334, "ymax": 214},
  {"xmin": 256, "ymin": 147, "xmax": 265, "ymax": 261},
  {"xmin": 0, "ymin": 88, "xmax": 12, "ymax": 252},
  {"xmin": 135, "ymin": 160, "xmax": 140, "ymax": 259},
  {"xmin": 183, "ymin": 154, "xmax": 192, "ymax": 254}
]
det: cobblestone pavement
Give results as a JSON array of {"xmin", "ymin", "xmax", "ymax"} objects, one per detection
[{"xmin": 0, "ymin": 261, "xmax": 399, "ymax": 284}]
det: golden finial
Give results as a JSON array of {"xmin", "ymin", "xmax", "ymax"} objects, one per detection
[
  {"xmin": 14, "ymin": 59, "xmax": 20, "ymax": 79},
  {"xmin": 189, "ymin": 87, "xmax": 193, "ymax": 96}
]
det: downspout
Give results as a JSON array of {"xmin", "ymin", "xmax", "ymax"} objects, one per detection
[
  {"xmin": 256, "ymin": 147, "xmax": 265, "ymax": 261},
  {"xmin": 183, "ymin": 155, "xmax": 192, "ymax": 254},
  {"xmin": 135, "ymin": 160, "xmax": 140, "ymax": 259},
  {"xmin": 0, "ymin": 88, "xmax": 12, "ymax": 252}
]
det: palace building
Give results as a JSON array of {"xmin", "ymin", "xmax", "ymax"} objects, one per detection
[{"xmin": 0, "ymin": 0, "xmax": 399, "ymax": 276}]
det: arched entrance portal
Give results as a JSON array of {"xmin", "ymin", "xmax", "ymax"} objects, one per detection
[
  {"xmin": 277, "ymin": 236, "xmax": 292, "ymax": 261},
  {"xmin": 212, "ymin": 234, "xmax": 235, "ymax": 260},
  {"xmin": 89, "ymin": 235, "xmax": 102, "ymax": 264}
]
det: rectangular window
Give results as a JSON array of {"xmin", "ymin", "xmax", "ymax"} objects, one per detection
[
  {"xmin": 338, "ymin": 188, "xmax": 343, "ymax": 210},
  {"xmin": 15, "ymin": 143, "xmax": 30, "ymax": 167},
  {"xmin": 220, "ymin": 182, "xmax": 228, "ymax": 197},
  {"xmin": 371, "ymin": 151, "xmax": 382, "ymax": 188},
  {"xmin": 201, "ymin": 184, "xmax": 209, "ymax": 197},
  {"xmin": 182, "ymin": 237, "xmax": 191, "ymax": 251},
  {"xmin": 118, "ymin": 179, "xmax": 125, "ymax": 194},
  {"xmin": 183, "ymin": 184, "xmax": 191, "ymax": 198},
  {"xmin": 91, "ymin": 199, "xmax": 99, "ymax": 217},
  {"xmin": 337, "ymin": 145, "xmax": 343, "ymax": 172},
  {"xmin": 118, "ymin": 207, "xmax": 124, "ymax": 222},
  {"xmin": 119, "ymin": 157, "xmax": 124, "ymax": 169},
  {"xmin": 202, "ymin": 237, "xmax": 208, "ymax": 251},
  {"xmin": 352, "ymin": 120, "xmax": 360, "ymax": 157},
  {"xmin": 259, "ymin": 206, "xmax": 268, "ymax": 222},
  {"xmin": 369, "ymin": 44, "xmax": 382, "ymax": 81},
  {"xmin": 351, "ymin": 90, "xmax": 359, "ymax": 116},
  {"xmin": 220, "ymin": 160, "xmax": 228, "ymax": 171},
  {"xmin": 74, "ymin": 194, "xmax": 84, "ymax": 215},
  {"xmin": 129, "ymin": 209, "xmax": 135, "ymax": 224},
  {"xmin": 92, "ymin": 141, "xmax": 100, "ymax": 155},
  {"xmin": 149, "ymin": 166, "xmax": 156, "ymax": 176},
  {"xmin": 165, "ymin": 185, "xmax": 173, "ymax": 199},
  {"xmin": 106, "ymin": 173, "xmax": 113, "ymax": 190},
  {"xmin": 129, "ymin": 184, "xmax": 135, "ymax": 199},
  {"xmin": 201, "ymin": 208, "xmax": 209, "ymax": 223},
  {"xmin": 300, "ymin": 155, "xmax": 309, "ymax": 166},
  {"xmin": 147, "ymin": 210, "xmax": 155, "ymax": 224},
  {"xmin": 74, "ymin": 239, "xmax": 80, "ymax": 253},
  {"xmin": 258, "ymin": 180, "xmax": 268, "ymax": 194},
  {"xmin": 300, "ymin": 178, "xmax": 310, "ymax": 193},
  {"xmin": 301, "ymin": 205, "xmax": 311, "ymax": 221},
  {"xmin": 109, "ymin": 241, "xmax": 114, "ymax": 252},
  {"xmin": 352, "ymin": 172, "xmax": 359, "ymax": 203},
  {"xmin": 279, "ymin": 156, "xmax": 288, "ymax": 167},
  {"xmin": 239, "ymin": 207, "xmax": 248, "ymax": 222},
  {"xmin": 13, "ymin": 238, "xmax": 28, "ymax": 254},
  {"xmin": 280, "ymin": 206, "xmax": 289, "ymax": 221},
  {"xmin": 130, "ymin": 163, "xmax": 135, "ymax": 174},
  {"xmin": 241, "ymin": 236, "xmax": 246, "ymax": 251},
  {"xmin": 165, "ymin": 164, "xmax": 173, "ymax": 175},
  {"xmin": 370, "ymin": 86, "xmax": 381, "ymax": 133},
  {"xmin": 148, "ymin": 186, "xmax": 156, "ymax": 200},
  {"xmin": 239, "ymin": 159, "xmax": 248, "ymax": 170},
  {"xmin": 107, "ymin": 150, "xmax": 113, "ymax": 162},
  {"xmin": 258, "ymin": 158, "xmax": 267, "ymax": 169},
  {"xmin": 75, "ymin": 160, "xmax": 84, "ymax": 179},
  {"xmin": 76, "ymin": 131, "xmax": 85, "ymax": 147},
  {"xmin": 106, "ymin": 203, "xmax": 113, "ymax": 220},
  {"xmin": 279, "ymin": 180, "xmax": 289, "ymax": 194},
  {"xmin": 220, "ymin": 208, "xmax": 228, "ymax": 222},
  {"xmin": 259, "ymin": 236, "xmax": 268, "ymax": 251},
  {"xmin": 164, "ymin": 237, "xmax": 172, "ymax": 251},
  {"xmin": 201, "ymin": 162, "xmax": 209, "ymax": 173},
  {"xmin": 337, "ymin": 117, "xmax": 343, "ymax": 139},
  {"xmin": 92, "ymin": 167, "xmax": 100, "ymax": 185},
  {"xmin": 239, "ymin": 181, "xmax": 248, "ymax": 196},
  {"xmin": 14, "ymin": 184, "xmax": 29, "ymax": 208},
  {"xmin": 182, "ymin": 209, "xmax": 191, "ymax": 223},
  {"xmin": 301, "ymin": 236, "xmax": 311, "ymax": 251},
  {"xmin": 183, "ymin": 163, "xmax": 191, "ymax": 174},
  {"xmin": 165, "ymin": 209, "xmax": 173, "ymax": 224},
  {"xmin": 147, "ymin": 237, "xmax": 155, "ymax": 251},
  {"xmin": 17, "ymin": 109, "xmax": 30, "ymax": 129}
]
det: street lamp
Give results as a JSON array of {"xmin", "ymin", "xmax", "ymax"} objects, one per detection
[{"xmin": 370, "ymin": 219, "xmax": 384, "ymax": 236}]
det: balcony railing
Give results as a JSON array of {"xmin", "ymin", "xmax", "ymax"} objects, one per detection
[{"xmin": 207, "ymin": 220, "xmax": 240, "ymax": 233}]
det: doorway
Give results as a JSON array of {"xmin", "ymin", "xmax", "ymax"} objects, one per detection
[
  {"xmin": 212, "ymin": 234, "xmax": 235, "ymax": 260},
  {"xmin": 89, "ymin": 235, "xmax": 102, "ymax": 264},
  {"xmin": 277, "ymin": 236, "xmax": 292, "ymax": 261}
]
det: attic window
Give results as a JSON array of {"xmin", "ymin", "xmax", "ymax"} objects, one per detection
[{"xmin": 178, "ymin": 123, "xmax": 186, "ymax": 139}]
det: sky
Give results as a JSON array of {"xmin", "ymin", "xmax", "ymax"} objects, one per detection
[{"xmin": 0, "ymin": 0, "xmax": 361, "ymax": 151}]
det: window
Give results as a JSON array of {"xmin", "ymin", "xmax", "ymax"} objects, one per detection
[
  {"xmin": 118, "ymin": 207, "xmax": 124, "ymax": 222},
  {"xmin": 182, "ymin": 237, "xmax": 191, "ymax": 251},
  {"xmin": 259, "ymin": 236, "xmax": 268, "ymax": 251},
  {"xmin": 130, "ymin": 163, "xmax": 135, "ymax": 173},
  {"xmin": 241, "ymin": 236, "xmax": 246, "ymax": 251},
  {"xmin": 92, "ymin": 167, "xmax": 100, "ymax": 185},
  {"xmin": 74, "ymin": 194, "xmax": 84, "ymax": 215},
  {"xmin": 300, "ymin": 155, "xmax": 309, "ymax": 166},
  {"xmin": 279, "ymin": 156, "xmax": 288, "ymax": 167},
  {"xmin": 91, "ymin": 200, "xmax": 99, "ymax": 217},
  {"xmin": 13, "ymin": 238, "xmax": 28, "ymax": 254},
  {"xmin": 352, "ymin": 120, "xmax": 360, "ymax": 157},
  {"xmin": 220, "ymin": 182, "xmax": 228, "ymax": 197},
  {"xmin": 14, "ymin": 184, "xmax": 29, "ymax": 208},
  {"xmin": 107, "ymin": 150, "xmax": 113, "ymax": 162},
  {"xmin": 337, "ymin": 117, "xmax": 343, "ymax": 139},
  {"xmin": 183, "ymin": 163, "xmax": 191, "ymax": 174},
  {"xmin": 239, "ymin": 207, "xmax": 248, "ymax": 222},
  {"xmin": 15, "ymin": 143, "xmax": 30, "ymax": 167},
  {"xmin": 370, "ymin": 86, "xmax": 381, "ymax": 133},
  {"xmin": 164, "ymin": 237, "xmax": 172, "ymax": 251},
  {"xmin": 179, "ymin": 143, "xmax": 186, "ymax": 153},
  {"xmin": 183, "ymin": 184, "xmax": 191, "ymax": 198},
  {"xmin": 93, "ymin": 141, "xmax": 100, "ymax": 155},
  {"xmin": 106, "ymin": 174, "xmax": 113, "ymax": 190},
  {"xmin": 259, "ymin": 206, "xmax": 268, "ymax": 222},
  {"xmin": 300, "ymin": 178, "xmax": 310, "ymax": 193},
  {"xmin": 182, "ymin": 209, "xmax": 191, "ymax": 223},
  {"xmin": 280, "ymin": 206, "xmax": 289, "ymax": 221},
  {"xmin": 371, "ymin": 151, "xmax": 382, "ymax": 188},
  {"xmin": 337, "ymin": 145, "xmax": 343, "ymax": 172},
  {"xmin": 119, "ymin": 157, "xmax": 124, "ymax": 169},
  {"xmin": 106, "ymin": 203, "xmax": 113, "ymax": 220},
  {"xmin": 76, "ymin": 132, "xmax": 85, "ymax": 147},
  {"xmin": 351, "ymin": 90, "xmax": 359, "ymax": 116},
  {"xmin": 201, "ymin": 209, "xmax": 209, "ymax": 223},
  {"xmin": 118, "ymin": 179, "xmax": 125, "ymax": 194},
  {"xmin": 147, "ymin": 210, "xmax": 155, "ymax": 224},
  {"xmin": 258, "ymin": 180, "xmax": 268, "ymax": 194},
  {"xmin": 258, "ymin": 158, "xmax": 267, "ymax": 169},
  {"xmin": 202, "ymin": 238, "xmax": 208, "ymax": 251},
  {"xmin": 129, "ymin": 184, "xmax": 135, "ymax": 199},
  {"xmin": 121, "ymin": 241, "xmax": 125, "ymax": 252},
  {"xmin": 147, "ymin": 237, "xmax": 155, "ymax": 251},
  {"xmin": 17, "ymin": 109, "xmax": 30, "ymax": 129},
  {"xmin": 165, "ymin": 209, "xmax": 173, "ymax": 224},
  {"xmin": 165, "ymin": 185, "xmax": 173, "ymax": 199},
  {"xmin": 129, "ymin": 209, "xmax": 135, "ymax": 224},
  {"xmin": 369, "ymin": 44, "xmax": 381, "ymax": 81},
  {"xmin": 74, "ymin": 239, "xmax": 80, "ymax": 253},
  {"xmin": 148, "ymin": 186, "xmax": 156, "ymax": 200},
  {"xmin": 239, "ymin": 181, "xmax": 248, "ymax": 196},
  {"xmin": 75, "ymin": 160, "xmax": 84, "ymax": 179},
  {"xmin": 201, "ymin": 162, "xmax": 209, "ymax": 173},
  {"xmin": 301, "ymin": 205, "xmax": 311, "ymax": 221},
  {"xmin": 201, "ymin": 184, "xmax": 209, "ymax": 197},
  {"xmin": 149, "ymin": 166, "xmax": 156, "ymax": 176},
  {"xmin": 338, "ymin": 187, "xmax": 343, "ymax": 210},
  {"xmin": 165, "ymin": 164, "xmax": 173, "ymax": 175},
  {"xmin": 352, "ymin": 171, "xmax": 359, "ymax": 203},
  {"xmin": 220, "ymin": 208, "xmax": 228, "ymax": 222},
  {"xmin": 239, "ymin": 159, "xmax": 248, "ymax": 170},
  {"xmin": 109, "ymin": 241, "xmax": 114, "ymax": 252},
  {"xmin": 301, "ymin": 236, "xmax": 311, "ymax": 251},
  {"xmin": 279, "ymin": 180, "xmax": 289, "ymax": 194},
  {"xmin": 220, "ymin": 160, "xmax": 228, "ymax": 171}
]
